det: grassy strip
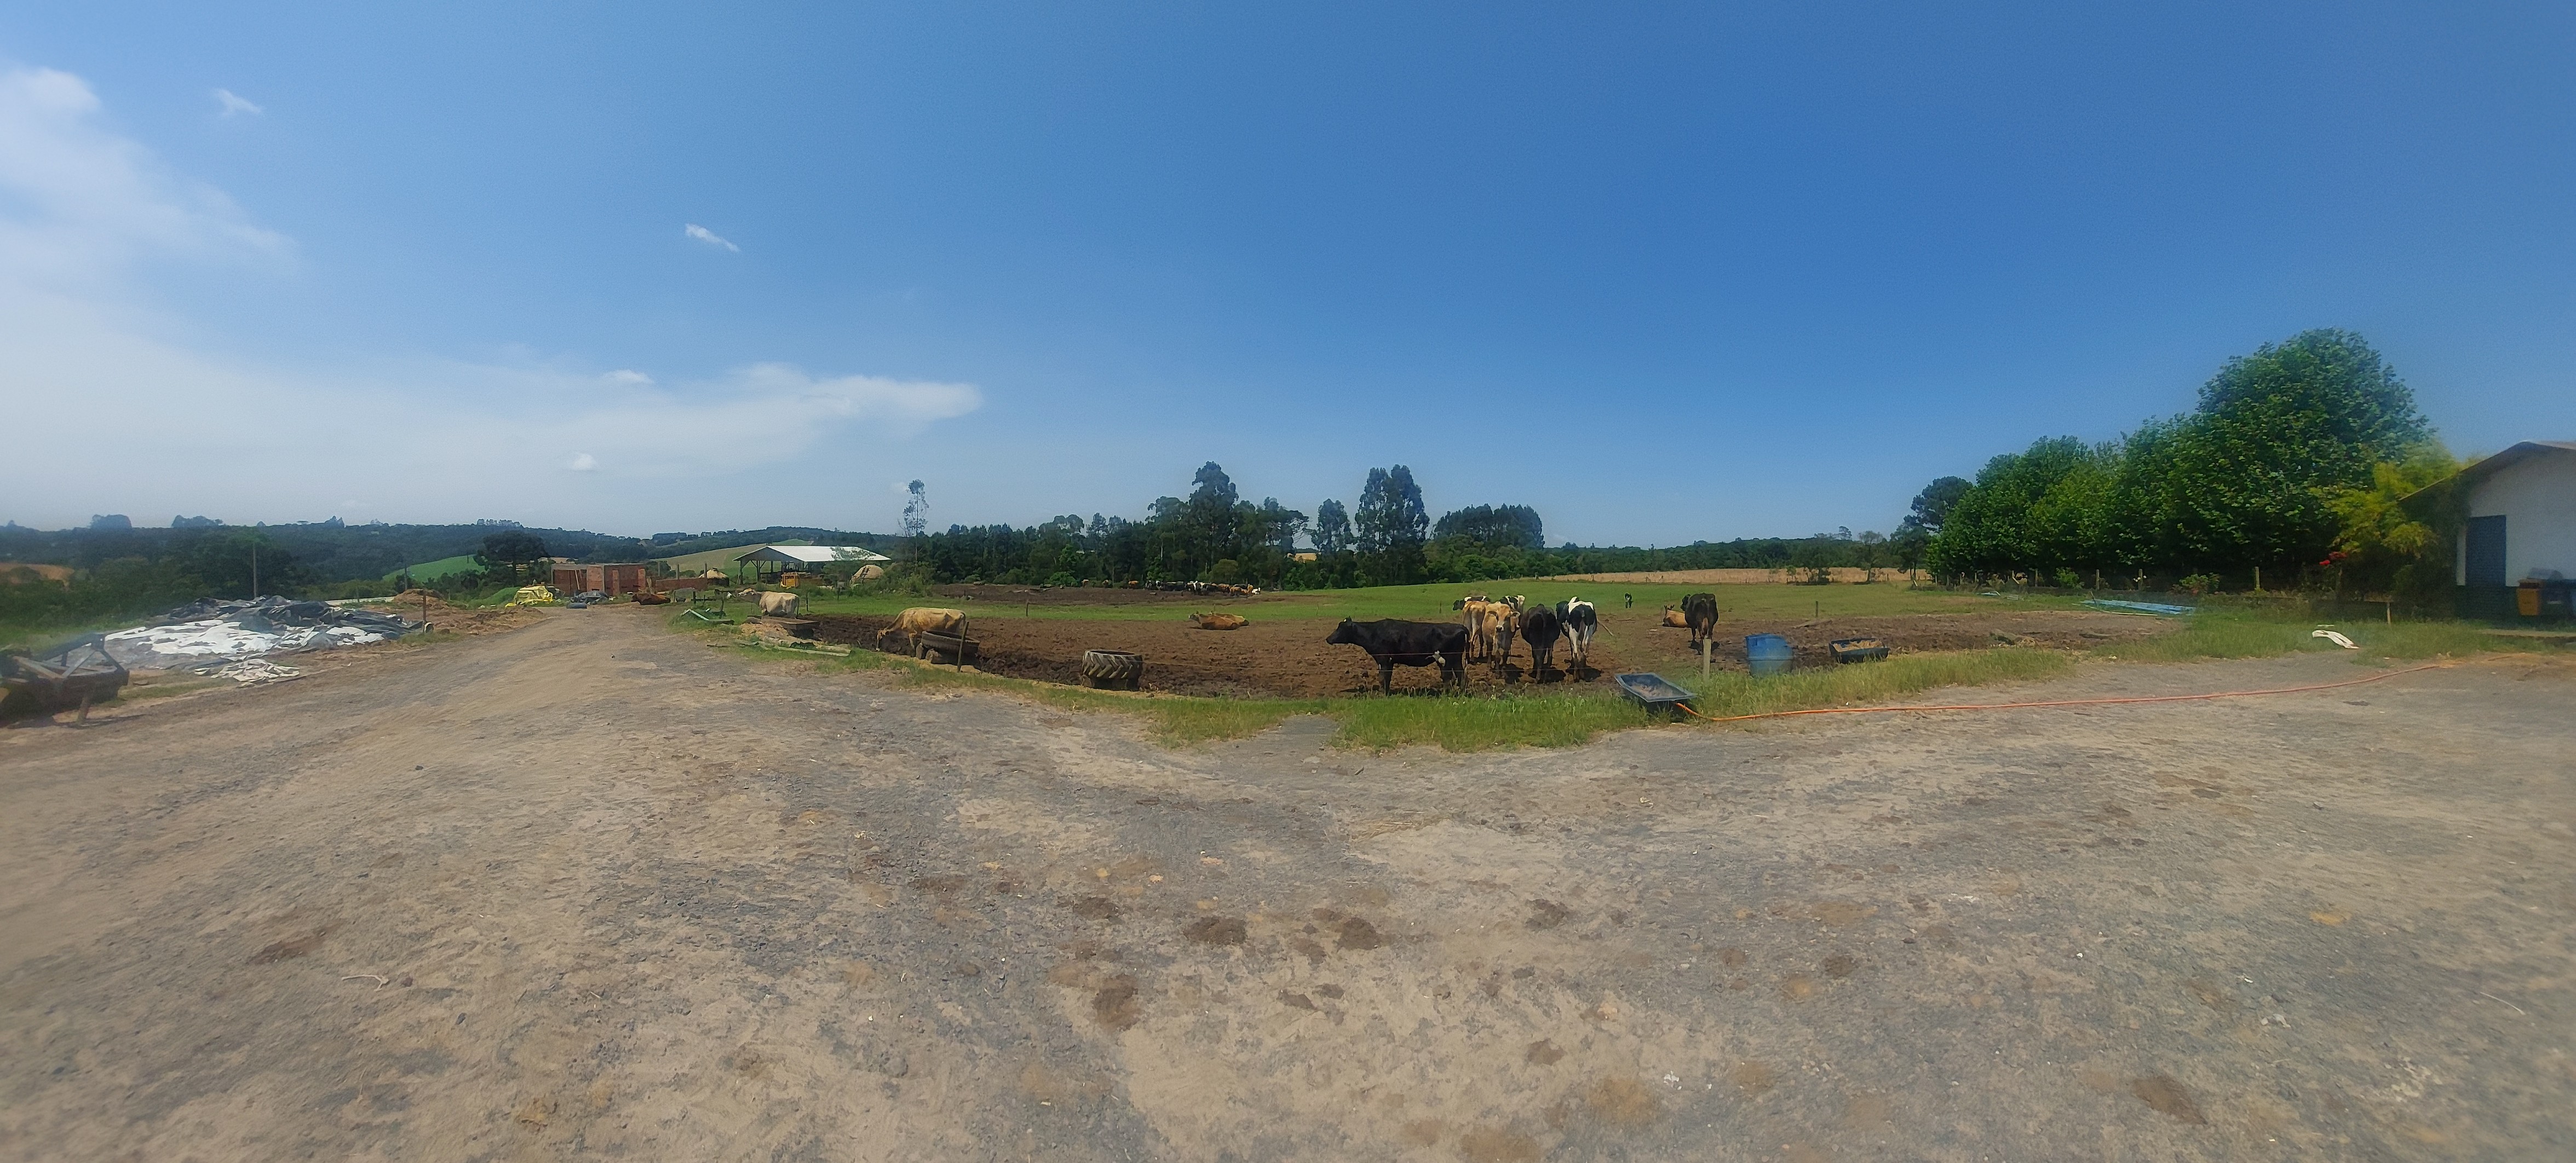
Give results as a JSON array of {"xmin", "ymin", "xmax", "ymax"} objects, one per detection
[
  {"xmin": 1331, "ymin": 693, "xmax": 1662, "ymax": 751},
  {"xmin": 0, "ymin": 613, "xmax": 145, "ymax": 655},
  {"xmin": 825, "ymin": 644, "xmax": 2075, "ymax": 750},
  {"xmin": 1681, "ymin": 647, "xmax": 2077, "ymax": 719},
  {"xmin": 2092, "ymin": 612, "xmax": 2494, "ymax": 664}
]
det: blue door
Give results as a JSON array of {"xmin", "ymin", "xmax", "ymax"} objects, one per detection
[
  {"xmin": 2465, "ymin": 515, "xmax": 2507, "ymax": 588},
  {"xmin": 2464, "ymin": 515, "xmax": 2509, "ymax": 617}
]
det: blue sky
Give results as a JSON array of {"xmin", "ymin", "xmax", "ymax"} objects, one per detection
[{"xmin": 2, "ymin": 3, "xmax": 2569, "ymax": 544}]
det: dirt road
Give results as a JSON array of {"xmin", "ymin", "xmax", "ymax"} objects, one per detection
[{"xmin": 3, "ymin": 608, "xmax": 2569, "ymax": 1161}]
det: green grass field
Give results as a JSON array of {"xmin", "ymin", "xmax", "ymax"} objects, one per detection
[
  {"xmin": 382, "ymin": 554, "xmax": 481, "ymax": 583},
  {"xmin": 2090, "ymin": 611, "xmax": 2496, "ymax": 664}
]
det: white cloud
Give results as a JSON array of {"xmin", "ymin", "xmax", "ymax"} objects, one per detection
[
  {"xmin": 0, "ymin": 67, "xmax": 285, "ymax": 290},
  {"xmin": 683, "ymin": 223, "xmax": 738, "ymax": 251},
  {"xmin": 212, "ymin": 88, "xmax": 262, "ymax": 118},
  {"xmin": 0, "ymin": 65, "xmax": 982, "ymax": 528}
]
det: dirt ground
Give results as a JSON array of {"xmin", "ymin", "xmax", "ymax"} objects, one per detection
[
  {"xmin": 811, "ymin": 607, "xmax": 2172, "ymax": 698},
  {"xmin": 3, "ymin": 607, "xmax": 2570, "ymax": 1162}
]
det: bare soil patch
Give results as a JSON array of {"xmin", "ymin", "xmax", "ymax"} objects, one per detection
[{"xmin": 810, "ymin": 606, "xmax": 2171, "ymax": 698}]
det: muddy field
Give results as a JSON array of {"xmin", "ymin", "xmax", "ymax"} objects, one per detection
[
  {"xmin": 3, "ymin": 606, "xmax": 2569, "ymax": 1161},
  {"xmin": 813, "ymin": 607, "xmax": 2173, "ymax": 698}
]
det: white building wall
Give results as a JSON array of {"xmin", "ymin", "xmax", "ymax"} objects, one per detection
[{"xmin": 2464, "ymin": 450, "xmax": 2576, "ymax": 585}]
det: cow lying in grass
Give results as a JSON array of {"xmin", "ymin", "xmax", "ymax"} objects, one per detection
[
  {"xmin": 729, "ymin": 589, "xmax": 802, "ymax": 617},
  {"xmin": 876, "ymin": 607, "xmax": 965, "ymax": 653},
  {"xmin": 1325, "ymin": 619, "xmax": 1468, "ymax": 694}
]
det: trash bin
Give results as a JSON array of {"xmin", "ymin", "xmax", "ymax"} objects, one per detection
[{"xmin": 1745, "ymin": 634, "xmax": 1792, "ymax": 677}]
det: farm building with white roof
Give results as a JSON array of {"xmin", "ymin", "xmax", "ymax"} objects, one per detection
[
  {"xmin": 731, "ymin": 544, "xmax": 893, "ymax": 583},
  {"xmin": 2449, "ymin": 440, "xmax": 2576, "ymax": 619},
  {"xmin": 733, "ymin": 544, "xmax": 892, "ymax": 567}
]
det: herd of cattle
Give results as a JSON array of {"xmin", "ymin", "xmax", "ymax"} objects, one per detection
[
  {"xmin": 1325, "ymin": 590, "xmax": 1722, "ymax": 694},
  {"xmin": 743, "ymin": 586, "xmax": 1728, "ymax": 696}
]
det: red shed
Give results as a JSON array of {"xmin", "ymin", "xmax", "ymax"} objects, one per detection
[{"xmin": 549, "ymin": 562, "xmax": 651, "ymax": 597}]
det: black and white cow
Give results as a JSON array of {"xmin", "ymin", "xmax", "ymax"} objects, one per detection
[
  {"xmin": 1325, "ymin": 619, "xmax": 1468, "ymax": 694},
  {"xmin": 1557, "ymin": 597, "xmax": 1599, "ymax": 671}
]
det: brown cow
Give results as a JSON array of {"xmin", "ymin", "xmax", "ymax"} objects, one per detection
[
  {"xmin": 1190, "ymin": 612, "xmax": 1248, "ymax": 630},
  {"xmin": 1661, "ymin": 606, "xmax": 1690, "ymax": 628},
  {"xmin": 876, "ymin": 607, "xmax": 965, "ymax": 653},
  {"xmin": 1457, "ymin": 598, "xmax": 1492, "ymax": 659},
  {"xmin": 1475, "ymin": 602, "xmax": 1515, "ymax": 664}
]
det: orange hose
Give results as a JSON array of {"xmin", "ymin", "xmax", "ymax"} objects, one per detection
[{"xmin": 1674, "ymin": 661, "xmax": 2450, "ymax": 724}]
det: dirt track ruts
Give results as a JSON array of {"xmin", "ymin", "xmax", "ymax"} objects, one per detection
[{"xmin": 2, "ymin": 607, "xmax": 2570, "ymax": 1161}]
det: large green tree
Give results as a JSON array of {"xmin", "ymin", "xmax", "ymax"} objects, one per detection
[
  {"xmin": 2154, "ymin": 329, "xmax": 2430, "ymax": 574},
  {"xmin": 475, "ymin": 530, "xmax": 550, "ymax": 582},
  {"xmin": 1433, "ymin": 504, "xmax": 1544, "ymax": 550},
  {"xmin": 1927, "ymin": 438, "xmax": 2105, "ymax": 576},
  {"xmin": 1925, "ymin": 329, "xmax": 2435, "ymax": 583}
]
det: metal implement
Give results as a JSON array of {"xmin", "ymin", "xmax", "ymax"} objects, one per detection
[
  {"xmin": 1614, "ymin": 672, "xmax": 1697, "ymax": 717},
  {"xmin": 915, "ymin": 630, "xmax": 979, "ymax": 667},
  {"xmin": 2, "ymin": 634, "xmax": 129, "ymax": 718},
  {"xmin": 1829, "ymin": 637, "xmax": 1889, "ymax": 664}
]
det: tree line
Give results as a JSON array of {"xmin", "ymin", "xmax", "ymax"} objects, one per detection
[
  {"xmin": 1912, "ymin": 329, "xmax": 2455, "ymax": 596},
  {"xmin": 910, "ymin": 463, "xmax": 1904, "ymax": 589}
]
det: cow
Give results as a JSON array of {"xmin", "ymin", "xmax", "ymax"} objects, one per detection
[
  {"xmin": 1518, "ymin": 603, "xmax": 1562, "ymax": 678},
  {"xmin": 1468, "ymin": 601, "xmax": 1515, "ymax": 664},
  {"xmin": 1660, "ymin": 606, "xmax": 1689, "ymax": 628},
  {"xmin": 1558, "ymin": 598, "xmax": 1599, "ymax": 671},
  {"xmin": 1190, "ymin": 612, "xmax": 1247, "ymax": 630},
  {"xmin": 757, "ymin": 591, "xmax": 801, "ymax": 618},
  {"xmin": 1681, "ymin": 591, "xmax": 1720, "ymax": 646},
  {"xmin": 876, "ymin": 607, "xmax": 965, "ymax": 653},
  {"xmin": 1463, "ymin": 604, "xmax": 1504, "ymax": 658},
  {"xmin": 1325, "ymin": 619, "xmax": 1468, "ymax": 694}
]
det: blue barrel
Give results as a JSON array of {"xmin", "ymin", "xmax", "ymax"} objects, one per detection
[{"xmin": 1745, "ymin": 634, "xmax": 1792, "ymax": 677}]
